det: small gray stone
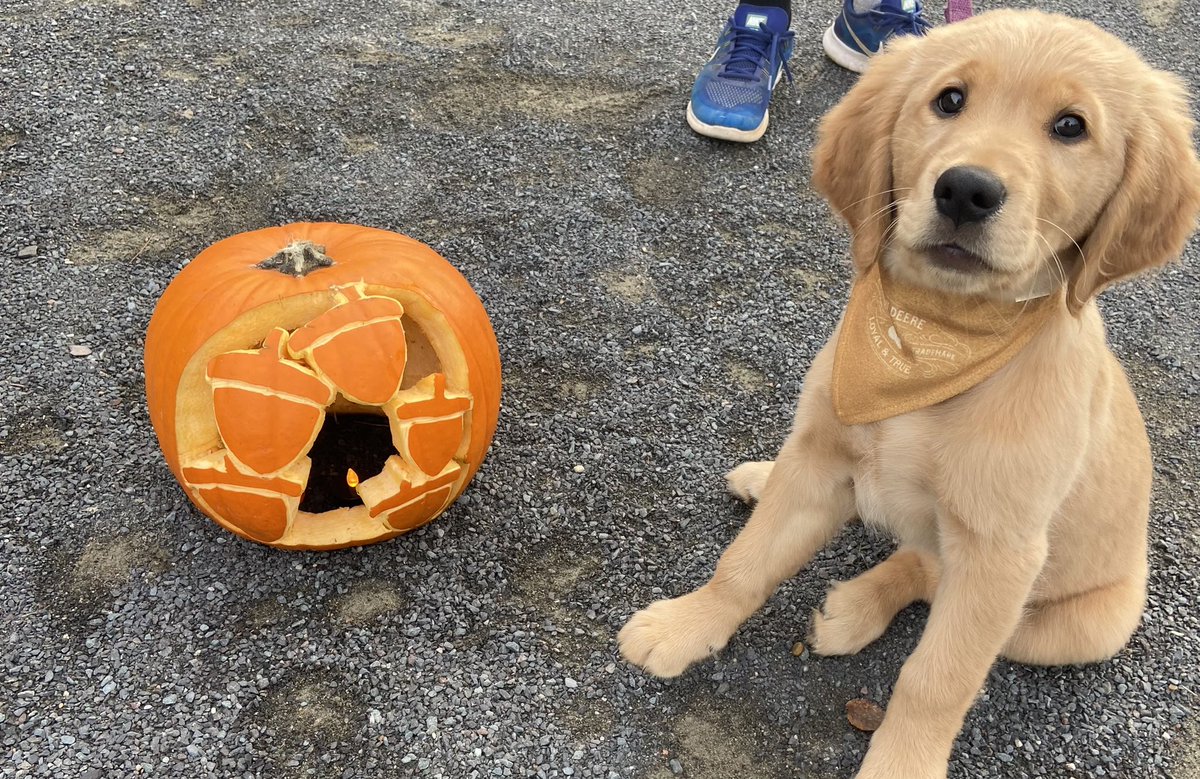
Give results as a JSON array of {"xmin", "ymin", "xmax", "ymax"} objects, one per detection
[{"xmin": 17, "ymin": 245, "xmax": 37, "ymax": 259}]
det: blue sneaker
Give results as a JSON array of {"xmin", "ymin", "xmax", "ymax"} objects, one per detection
[
  {"xmin": 686, "ymin": 4, "xmax": 795, "ymax": 143},
  {"xmin": 822, "ymin": 0, "xmax": 931, "ymax": 73}
]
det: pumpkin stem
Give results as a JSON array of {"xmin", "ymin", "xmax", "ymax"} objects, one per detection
[{"xmin": 258, "ymin": 241, "xmax": 334, "ymax": 276}]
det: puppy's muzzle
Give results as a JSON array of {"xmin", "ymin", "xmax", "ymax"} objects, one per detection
[{"xmin": 934, "ymin": 166, "xmax": 1007, "ymax": 227}]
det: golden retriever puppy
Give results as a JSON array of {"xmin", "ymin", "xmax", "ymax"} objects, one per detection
[{"xmin": 619, "ymin": 10, "xmax": 1200, "ymax": 778}]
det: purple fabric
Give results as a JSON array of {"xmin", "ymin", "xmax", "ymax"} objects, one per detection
[{"xmin": 944, "ymin": 0, "xmax": 973, "ymax": 23}]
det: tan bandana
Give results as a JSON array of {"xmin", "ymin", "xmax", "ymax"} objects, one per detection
[{"xmin": 831, "ymin": 262, "xmax": 1061, "ymax": 425}]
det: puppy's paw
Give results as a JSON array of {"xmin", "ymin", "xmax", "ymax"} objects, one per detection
[
  {"xmin": 725, "ymin": 461, "xmax": 774, "ymax": 504},
  {"xmin": 618, "ymin": 591, "xmax": 736, "ymax": 678},
  {"xmin": 808, "ymin": 579, "xmax": 892, "ymax": 657}
]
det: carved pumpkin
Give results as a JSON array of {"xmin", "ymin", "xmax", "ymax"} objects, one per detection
[{"xmin": 144, "ymin": 223, "xmax": 501, "ymax": 550}]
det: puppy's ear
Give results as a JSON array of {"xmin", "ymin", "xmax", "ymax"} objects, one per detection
[
  {"xmin": 1068, "ymin": 71, "xmax": 1200, "ymax": 313},
  {"xmin": 812, "ymin": 38, "xmax": 918, "ymax": 273}
]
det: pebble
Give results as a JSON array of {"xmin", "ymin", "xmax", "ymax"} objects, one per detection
[{"xmin": 17, "ymin": 245, "xmax": 37, "ymax": 259}]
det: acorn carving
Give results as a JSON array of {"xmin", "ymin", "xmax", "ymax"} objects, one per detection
[
  {"xmin": 207, "ymin": 328, "xmax": 336, "ymax": 476},
  {"xmin": 286, "ymin": 285, "xmax": 408, "ymax": 406},
  {"xmin": 386, "ymin": 373, "xmax": 472, "ymax": 477},
  {"xmin": 355, "ymin": 455, "xmax": 462, "ymax": 532},
  {"xmin": 182, "ymin": 455, "xmax": 310, "ymax": 544}
]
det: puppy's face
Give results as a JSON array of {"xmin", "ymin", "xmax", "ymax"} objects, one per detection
[
  {"xmin": 888, "ymin": 46, "xmax": 1124, "ymax": 299},
  {"xmin": 813, "ymin": 11, "xmax": 1200, "ymax": 309}
]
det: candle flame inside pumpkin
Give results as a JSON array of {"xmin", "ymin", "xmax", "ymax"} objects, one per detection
[{"xmin": 346, "ymin": 468, "xmax": 360, "ymax": 489}]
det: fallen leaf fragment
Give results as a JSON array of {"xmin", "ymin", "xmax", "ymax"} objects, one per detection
[{"xmin": 846, "ymin": 698, "xmax": 885, "ymax": 732}]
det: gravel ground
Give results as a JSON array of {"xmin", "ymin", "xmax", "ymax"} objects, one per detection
[{"xmin": 2, "ymin": 0, "xmax": 1198, "ymax": 777}]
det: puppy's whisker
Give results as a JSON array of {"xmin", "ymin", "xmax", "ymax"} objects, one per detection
[
  {"xmin": 844, "ymin": 187, "xmax": 914, "ymax": 213},
  {"xmin": 1032, "ymin": 232, "xmax": 1069, "ymax": 294},
  {"xmin": 1036, "ymin": 217, "xmax": 1085, "ymax": 264},
  {"xmin": 859, "ymin": 196, "xmax": 908, "ymax": 229}
]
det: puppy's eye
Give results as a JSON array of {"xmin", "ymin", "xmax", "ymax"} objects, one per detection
[
  {"xmin": 1053, "ymin": 113, "xmax": 1086, "ymax": 140},
  {"xmin": 934, "ymin": 87, "xmax": 966, "ymax": 116}
]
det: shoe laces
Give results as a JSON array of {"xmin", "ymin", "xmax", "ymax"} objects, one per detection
[
  {"xmin": 719, "ymin": 20, "xmax": 795, "ymax": 84},
  {"xmin": 869, "ymin": 2, "xmax": 932, "ymax": 36}
]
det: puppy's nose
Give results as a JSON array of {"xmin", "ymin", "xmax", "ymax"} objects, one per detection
[{"xmin": 934, "ymin": 166, "xmax": 1007, "ymax": 227}]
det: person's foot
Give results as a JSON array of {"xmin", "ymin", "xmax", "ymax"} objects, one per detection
[
  {"xmin": 822, "ymin": 0, "xmax": 931, "ymax": 73},
  {"xmin": 686, "ymin": 4, "xmax": 795, "ymax": 143}
]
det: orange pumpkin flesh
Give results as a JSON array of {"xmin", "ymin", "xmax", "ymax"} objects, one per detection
[
  {"xmin": 144, "ymin": 223, "xmax": 502, "ymax": 550},
  {"xmin": 285, "ymin": 286, "xmax": 409, "ymax": 406},
  {"xmin": 207, "ymin": 328, "xmax": 337, "ymax": 476}
]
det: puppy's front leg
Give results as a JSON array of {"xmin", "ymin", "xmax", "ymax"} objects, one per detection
[
  {"xmin": 855, "ymin": 513, "xmax": 1048, "ymax": 779},
  {"xmin": 619, "ymin": 410, "xmax": 855, "ymax": 678}
]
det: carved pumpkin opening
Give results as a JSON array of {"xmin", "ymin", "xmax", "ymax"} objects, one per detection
[{"xmin": 299, "ymin": 412, "xmax": 396, "ymax": 514}]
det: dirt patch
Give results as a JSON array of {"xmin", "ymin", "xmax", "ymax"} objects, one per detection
[
  {"xmin": 69, "ymin": 228, "xmax": 166, "ymax": 266},
  {"xmin": 264, "ymin": 677, "xmax": 360, "ymax": 742},
  {"xmin": 1171, "ymin": 710, "xmax": 1200, "ymax": 777},
  {"xmin": 786, "ymin": 267, "xmax": 836, "ymax": 300},
  {"xmin": 33, "ymin": 533, "xmax": 170, "ymax": 634},
  {"xmin": 0, "ymin": 407, "xmax": 71, "ymax": 455},
  {"xmin": 161, "ymin": 67, "xmax": 199, "ymax": 82},
  {"xmin": 69, "ymin": 192, "xmax": 269, "ymax": 266},
  {"xmin": 599, "ymin": 268, "xmax": 657, "ymax": 304},
  {"xmin": 343, "ymin": 134, "xmax": 379, "ymax": 154},
  {"xmin": 511, "ymin": 541, "xmax": 607, "ymax": 665},
  {"xmin": 342, "ymin": 41, "xmax": 410, "ymax": 66},
  {"xmin": 269, "ymin": 12, "xmax": 317, "ymax": 29},
  {"xmin": 331, "ymin": 579, "xmax": 406, "ymax": 623},
  {"xmin": 1140, "ymin": 0, "xmax": 1179, "ymax": 26},
  {"xmin": 513, "ymin": 543, "xmax": 599, "ymax": 609},
  {"xmin": 418, "ymin": 66, "xmax": 665, "ymax": 133},
  {"xmin": 251, "ymin": 671, "xmax": 366, "ymax": 776},
  {"xmin": 404, "ymin": 19, "xmax": 506, "ymax": 51},
  {"xmin": 562, "ymin": 694, "xmax": 619, "ymax": 744},
  {"xmin": 238, "ymin": 597, "xmax": 290, "ymax": 632},
  {"xmin": 727, "ymin": 361, "xmax": 769, "ymax": 394},
  {"xmin": 629, "ymin": 156, "xmax": 706, "ymax": 209},
  {"xmin": 71, "ymin": 535, "xmax": 170, "ymax": 591},
  {"xmin": 667, "ymin": 704, "xmax": 791, "ymax": 779},
  {"xmin": 557, "ymin": 375, "xmax": 610, "ymax": 403}
]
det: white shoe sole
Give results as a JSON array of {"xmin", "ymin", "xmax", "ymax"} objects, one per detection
[
  {"xmin": 686, "ymin": 101, "xmax": 769, "ymax": 143},
  {"xmin": 822, "ymin": 22, "xmax": 869, "ymax": 73}
]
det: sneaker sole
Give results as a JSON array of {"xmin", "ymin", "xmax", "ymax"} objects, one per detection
[
  {"xmin": 822, "ymin": 23, "xmax": 869, "ymax": 73},
  {"xmin": 686, "ymin": 102, "xmax": 769, "ymax": 143}
]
